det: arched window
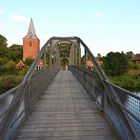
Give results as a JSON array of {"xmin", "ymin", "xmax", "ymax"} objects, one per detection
[{"xmin": 29, "ymin": 41, "xmax": 32, "ymax": 47}]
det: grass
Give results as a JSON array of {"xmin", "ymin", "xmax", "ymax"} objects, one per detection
[
  {"xmin": 0, "ymin": 75, "xmax": 23, "ymax": 94},
  {"xmin": 109, "ymin": 70, "xmax": 140, "ymax": 92},
  {"xmin": 128, "ymin": 69, "xmax": 140, "ymax": 76}
]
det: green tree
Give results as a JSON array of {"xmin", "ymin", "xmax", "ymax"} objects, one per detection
[
  {"xmin": 5, "ymin": 60, "xmax": 18, "ymax": 74},
  {"xmin": 0, "ymin": 34, "xmax": 8, "ymax": 57},
  {"xmin": 0, "ymin": 57, "xmax": 9, "ymax": 65},
  {"xmin": 8, "ymin": 44, "xmax": 23, "ymax": 62},
  {"xmin": 103, "ymin": 52, "xmax": 129, "ymax": 76},
  {"xmin": 0, "ymin": 34, "xmax": 7, "ymax": 48},
  {"xmin": 24, "ymin": 57, "xmax": 34, "ymax": 66},
  {"xmin": 125, "ymin": 51, "xmax": 134, "ymax": 61}
]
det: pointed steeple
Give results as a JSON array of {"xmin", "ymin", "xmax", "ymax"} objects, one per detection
[{"xmin": 24, "ymin": 18, "xmax": 38, "ymax": 39}]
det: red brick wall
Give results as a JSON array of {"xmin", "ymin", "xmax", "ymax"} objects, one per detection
[{"xmin": 23, "ymin": 38, "xmax": 40, "ymax": 61}]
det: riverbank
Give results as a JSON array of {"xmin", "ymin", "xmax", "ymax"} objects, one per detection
[
  {"xmin": 0, "ymin": 75, "xmax": 23, "ymax": 95},
  {"xmin": 0, "ymin": 71, "xmax": 140, "ymax": 95},
  {"xmin": 109, "ymin": 75, "xmax": 140, "ymax": 92}
]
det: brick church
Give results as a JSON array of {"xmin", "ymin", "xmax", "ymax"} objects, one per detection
[
  {"xmin": 16, "ymin": 19, "xmax": 43, "ymax": 69},
  {"xmin": 23, "ymin": 18, "xmax": 40, "ymax": 61}
]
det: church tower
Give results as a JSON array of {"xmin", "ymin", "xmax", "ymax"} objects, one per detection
[{"xmin": 23, "ymin": 18, "xmax": 40, "ymax": 61}]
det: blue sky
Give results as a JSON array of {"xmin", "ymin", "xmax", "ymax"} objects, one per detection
[{"xmin": 0, "ymin": 0, "xmax": 140, "ymax": 56}]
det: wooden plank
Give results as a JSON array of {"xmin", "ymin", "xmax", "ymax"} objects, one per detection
[{"xmin": 15, "ymin": 70, "xmax": 119, "ymax": 140}]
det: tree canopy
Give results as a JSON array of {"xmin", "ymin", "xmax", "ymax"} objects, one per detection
[
  {"xmin": 0, "ymin": 34, "xmax": 7, "ymax": 48},
  {"xmin": 103, "ymin": 52, "xmax": 129, "ymax": 76},
  {"xmin": 0, "ymin": 34, "xmax": 23, "ymax": 75},
  {"xmin": 8, "ymin": 44, "xmax": 23, "ymax": 62}
]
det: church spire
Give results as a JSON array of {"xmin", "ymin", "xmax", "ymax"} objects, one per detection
[
  {"xmin": 28, "ymin": 18, "xmax": 36, "ymax": 36},
  {"xmin": 23, "ymin": 18, "xmax": 40, "ymax": 61},
  {"xmin": 24, "ymin": 18, "xmax": 38, "ymax": 39}
]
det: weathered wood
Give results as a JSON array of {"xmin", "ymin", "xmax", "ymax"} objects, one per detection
[{"xmin": 15, "ymin": 70, "xmax": 118, "ymax": 140}]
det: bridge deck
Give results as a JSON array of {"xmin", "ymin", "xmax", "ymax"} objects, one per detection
[{"xmin": 15, "ymin": 70, "xmax": 118, "ymax": 140}]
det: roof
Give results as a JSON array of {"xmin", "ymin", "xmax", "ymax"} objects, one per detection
[
  {"xmin": 24, "ymin": 18, "xmax": 39, "ymax": 39},
  {"xmin": 16, "ymin": 60, "xmax": 25, "ymax": 68},
  {"xmin": 132, "ymin": 54, "xmax": 140, "ymax": 61}
]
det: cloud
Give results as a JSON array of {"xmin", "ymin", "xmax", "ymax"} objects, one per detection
[
  {"xmin": 0, "ymin": 9, "xmax": 5, "ymax": 15},
  {"xmin": 94, "ymin": 12, "xmax": 104, "ymax": 19},
  {"xmin": 11, "ymin": 14, "xmax": 29, "ymax": 23}
]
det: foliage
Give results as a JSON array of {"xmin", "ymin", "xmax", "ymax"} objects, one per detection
[
  {"xmin": 128, "ymin": 61, "xmax": 140, "ymax": 69},
  {"xmin": 0, "ymin": 57, "xmax": 9, "ymax": 65},
  {"xmin": 109, "ymin": 75, "xmax": 140, "ymax": 91},
  {"xmin": 0, "ymin": 75, "xmax": 23, "ymax": 94},
  {"xmin": 0, "ymin": 60, "xmax": 18, "ymax": 75},
  {"xmin": 0, "ymin": 34, "xmax": 8, "ymax": 58},
  {"xmin": 103, "ymin": 52, "xmax": 129, "ymax": 76},
  {"xmin": 0, "ymin": 34, "xmax": 23, "ymax": 76},
  {"xmin": 24, "ymin": 57, "xmax": 34, "ymax": 66},
  {"xmin": 0, "ymin": 34, "xmax": 7, "ymax": 48},
  {"xmin": 125, "ymin": 51, "xmax": 134, "ymax": 61},
  {"xmin": 18, "ymin": 66, "xmax": 29, "ymax": 76},
  {"xmin": 128, "ymin": 69, "xmax": 140, "ymax": 76},
  {"xmin": 0, "ymin": 34, "xmax": 22, "ymax": 61},
  {"xmin": 5, "ymin": 60, "xmax": 18, "ymax": 74},
  {"xmin": 8, "ymin": 44, "xmax": 23, "ymax": 62},
  {"xmin": 0, "ymin": 34, "xmax": 25, "ymax": 94}
]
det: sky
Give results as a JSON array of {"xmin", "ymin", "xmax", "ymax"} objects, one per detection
[{"xmin": 0, "ymin": 0, "xmax": 140, "ymax": 56}]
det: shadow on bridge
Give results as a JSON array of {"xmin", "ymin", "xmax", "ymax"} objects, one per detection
[{"xmin": 0, "ymin": 37, "xmax": 139, "ymax": 140}]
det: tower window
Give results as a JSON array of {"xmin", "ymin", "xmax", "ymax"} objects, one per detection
[{"xmin": 29, "ymin": 41, "xmax": 32, "ymax": 46}]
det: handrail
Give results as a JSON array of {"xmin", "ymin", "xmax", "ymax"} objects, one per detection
[
  {"xmin": 0, "ymin": 41, "xmax": 60, "ymax": 139},
  {"xmin": 104, "ymin": 79, "xmax": 140, "ymax": 100},
  {"xmin": 69, "ymin": 65, "xmax": 140, "ymax": 140},
  {"xmin": 0, "ymin": 84, "xmax": 21, "ymax": 99}
]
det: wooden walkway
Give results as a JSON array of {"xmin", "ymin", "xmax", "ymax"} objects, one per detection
[{"xmin": 15, "ymin": 70, "xmax": 118, "ymax": 140}]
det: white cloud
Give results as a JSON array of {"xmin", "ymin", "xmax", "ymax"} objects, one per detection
[
  {"xmin": 0, "ymin": 8, "xmax": 5, "ymax": 15},
  {"xmin": 94, "ymin": 12, "xmax": 104, "ymax": 19},
  {"xmin": 11, "ymin": 14, "xmax": 29, "ymax": 23}
]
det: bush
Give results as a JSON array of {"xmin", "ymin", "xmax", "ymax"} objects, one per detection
[
  {"xmin": 0, "ymin": 75, "xmax": 23, "ymax": 93},
  {"xmin": 24, "ymin": 57, "xmax": 34, "ymax": 66},
  {"xmin": 110, "ymin": 75, "xmax": 140, "ymax": 91},
  {"xmin": 5, "ymin": 60, "xmax": 18, "ymax": 74},
  {"xmin": 133, "ymin": 64, "xmax": 140, "ymax": 70},
  {"xmin": 18, "ymin": 66, "xmax": 29, "ymax": 76}
]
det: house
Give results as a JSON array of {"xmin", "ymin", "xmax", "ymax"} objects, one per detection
[
  {"xmin": 16, "ymin": 60, "xmax": 25, "ymax": 69},
  {"xmin": 36, "ymin": 59, "xmax": 44, "ymax": 70},
  {"xmin": 132, "ymin": 54, "xmax": 140, "ymax": 64}
]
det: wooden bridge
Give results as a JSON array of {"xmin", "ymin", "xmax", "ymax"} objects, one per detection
[
  {"xmin": 0, "ymin": 37, "xmax": 140, "ymax": 140},
  {"xmin": 15, "ymin": 70, "xmax": 117, "ymax": 140}
]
